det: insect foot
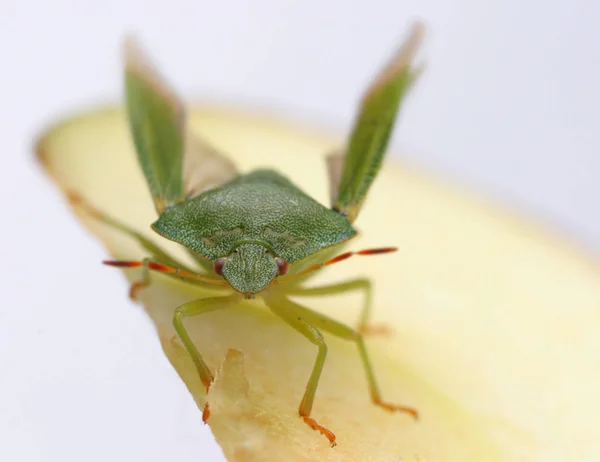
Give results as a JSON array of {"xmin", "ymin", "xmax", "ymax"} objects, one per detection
[
  {"xmin": 357, "ymin": 323, "xmax": 394, "ymax": 337},
  {"xmin": 128, "ymin": 279, "xmax": 149, "ymax": 300},
  {"xmin": 302, "ymin": 415, "xmax": 337, "ymax": 447},
  {"xmin": 202, "ymin": 402, "xmax": 211, "ymax": 423},
  {"xmin": 201, "ymin": 349, "xmax": 250, "ymax": 427},
  {"xmin": 373, "ymin": 397, "xmax": 419, "ymax": 420},
  {"xmin": 201, "ymin": 377, "xmax": 214, "ymax": 424}
]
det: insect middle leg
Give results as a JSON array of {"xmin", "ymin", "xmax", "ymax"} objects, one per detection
[
  {"xmin": 172, "ymin": 294, "xmax": 241, "ymax": 422},
  {"xmin": 286, "ymin": 278, "xmax": 391, "ymax": 335},
  {"xmin": 268, "ymin": 294, "xmax": 418, "ymax": 429}
]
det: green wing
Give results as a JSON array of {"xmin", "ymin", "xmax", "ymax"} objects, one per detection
[
  {"xmin": 124, "ymin": 38, "xmax": 237, "ymax": 214},
  {"xmin": 330, "ymin": 23, "xmax": 424, "ymax": 223}
]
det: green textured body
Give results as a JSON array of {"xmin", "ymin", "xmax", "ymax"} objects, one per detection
[
  {"xmin": 101, "ymin": 29, "xmax": 424, "ymax": 445},
  {"xmin": 153, "ymin": 169, "xmax": 356, "ymax": 263},
  {"xmin": 124, "ymin": 29, "xmax": 420, "ymax": 297}
]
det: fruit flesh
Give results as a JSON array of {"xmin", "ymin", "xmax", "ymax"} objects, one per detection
[{"xmin": 37, "ymin": 105, "xmax": 600, "ymax": 461}]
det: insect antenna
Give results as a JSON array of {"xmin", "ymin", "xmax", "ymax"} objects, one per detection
[
  {"xmin": 276, "ymin": 247, "xmax": 397, "ymax": 284},
  {"xmin": 103, "ymin": 260, "xmax": 229, "ymax": 286}
]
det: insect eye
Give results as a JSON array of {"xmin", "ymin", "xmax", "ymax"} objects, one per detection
[
  {"xmin": 275, "ymin": 258, "xmax": 288, "ymax": 275},
  {"xmin": 213, "ymin": 258, "xmax": 226, "ymax": 275}
]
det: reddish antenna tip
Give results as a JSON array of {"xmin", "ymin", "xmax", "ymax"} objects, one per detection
[
  {"xmin": 357, "ymin": 247, "xmax": 397, "ymax": 255},
  {"xmin": 103, "ymin": 260, "xmax": 142, "ymax": 268}
]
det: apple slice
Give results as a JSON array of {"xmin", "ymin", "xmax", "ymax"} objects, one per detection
[{"xmin": 36, "ymin": 105, "xmax": 600, "ymax": 461}]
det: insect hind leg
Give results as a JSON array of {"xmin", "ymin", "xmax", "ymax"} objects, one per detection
[
  {"xmin": 66, "ymin": 191, "xmax": 196, "ymax": 272},
  {"xmin": 268, "ymin": 293, "xmax": 418, "ymax": 422},
  {"xmin": 285, "ymin": 278, "xmax": 392, "ymax": 336},
  {"xmin": 67, "ymin": 191, "xmax": 228, "ymax": 294}
]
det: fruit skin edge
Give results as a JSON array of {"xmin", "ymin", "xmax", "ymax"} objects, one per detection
[{"xmin": 35, "ymin": 104, "xmax": 600, "ymax": 462}]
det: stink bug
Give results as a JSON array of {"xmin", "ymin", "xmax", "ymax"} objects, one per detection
[{"xmin": 90, "ymin": 23, "xmax": 425, "ymax": 447}]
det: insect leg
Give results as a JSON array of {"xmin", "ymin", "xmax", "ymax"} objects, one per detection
[
  {"xmin": 263, "ymin": 296, "xmax": 336, "ymax": 447},
  {"xmin": 128, "ymin": 257, "xmax": 152, "ymax": 300},
  {"xmin": 269, "ymin": 294, "xmax": 418, "ymax": 420},
  {"xmin": 173, "ymin": 294, "xmax": 241, "ymax": 422},
  {"xmin": 286, "ymin": 279, "xmax": 391, "ymax": 335},
  {"xmin": 67, "ymin": 191, "xmax": 197, "ymax": 272}
]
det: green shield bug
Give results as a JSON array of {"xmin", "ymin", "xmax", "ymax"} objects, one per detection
[{"xmin": 84, "ymin": 23, "xmax": 425, "ymax": 447}]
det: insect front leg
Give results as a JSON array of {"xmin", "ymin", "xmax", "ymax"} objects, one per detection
[
  {"xmin": 268, "ymin": 294, "xmax": 418, "ymax": 427},
  {"xmin": 285, "ymin": 278, "xmax": 391, "ymax": 335},
  {"xmin": 128, "ymin": 257, "xmax": 152, "ymax": 300},
  {"xmin": 263, "ymin": 295, "xmax": 336, "ymax": 447},
  {"xmin": 172, "ymin": 294, "xmax": 241, "ymax": 422}
]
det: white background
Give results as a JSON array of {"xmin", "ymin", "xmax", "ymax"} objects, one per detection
[{"xmin": 1, "ymin": 1, "xmax": 598, "ymax": 461}]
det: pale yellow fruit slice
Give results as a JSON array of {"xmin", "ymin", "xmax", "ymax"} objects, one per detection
[{"xmin": 36, "ymin": 106, "xmax": 600, "ymax": 461}]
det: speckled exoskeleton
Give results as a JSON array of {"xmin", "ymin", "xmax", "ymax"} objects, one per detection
[{"xmin": 98, "ymin": 24, "xmax": 424, "ymax": 446}]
